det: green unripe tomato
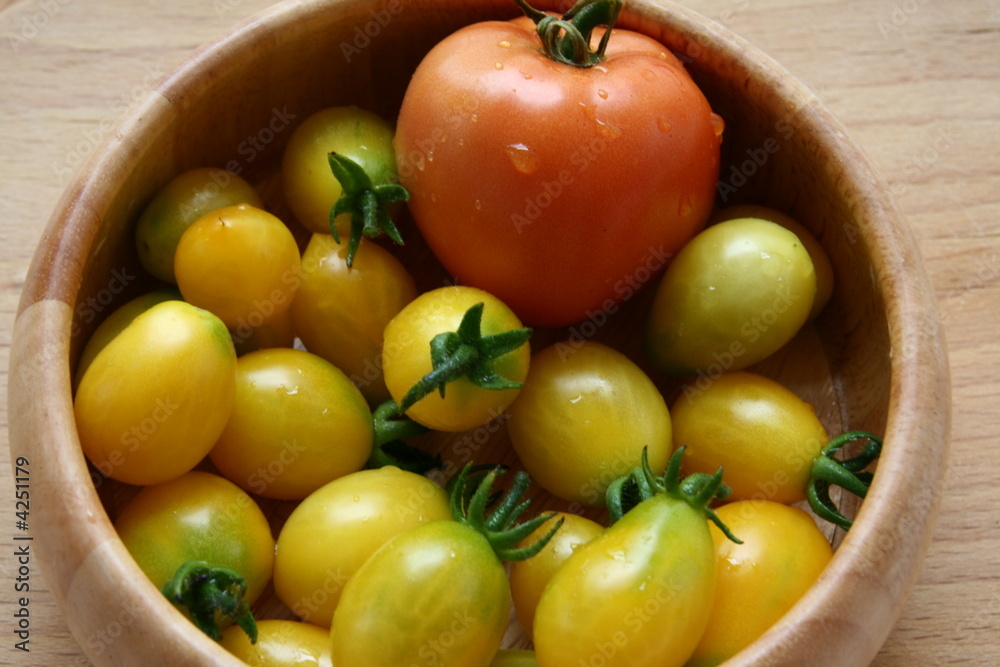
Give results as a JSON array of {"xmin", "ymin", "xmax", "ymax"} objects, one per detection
[
  {"xmin": 645, "ymin": 218, "xmax": 816, "ymax": 376},
  {"xmin": 709, "ymin": 204, "xmax": 834, "ymax": 321}
]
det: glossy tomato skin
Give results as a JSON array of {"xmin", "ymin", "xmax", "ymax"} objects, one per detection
[
  {"xmin": 509, "ymin": 512, "xmax": 603, "ymax": 639},
  {"xmin": 73, "ymin": 287, "xmax": 182, "ymax": 391},
  {"xmin": 644, "ymin": 217, "xmax": 816, "ymax": 375},
  {"xmin": 533, "ymin": 494, "xmax": 717, "ymax": 667},
  {"xmin": 114, "ymin": 471, "xmax": 275, "ymax": 605},
  {"xmin": 282, "ymin": 106, "xmax": 399, "ymax": 235},
  {"xmin": 220, "ymin": 619, "xmax": 330, "ymax": 667},
  {"xmin": 209, "ymin": 348, "xmax": 374, "ymax": 500},
  {"xmin": 508, "ymin": 341, "xmax": 672, "ymax": 506},
  {"xmin": 382, "ymin": 285, "xmax": 530, "ymax": 432},
  {"xmin": 74, "ymin": 301, "xmax": 237, "ymax": 486},
  {"xmin": 395, "ymin": 19, "xmax": 721, "ymax": 327},
  {"xmin": 174, "ymin": 203, "xmax": 301, "ymax": 330},
  {"xmin": 709, "ymin": 204, "xmax": 834, "ymax": 321},
  {"xmin": 330, "ymin": 520, "xmax": 510, "ymax": 667},
  {"xmin": 134, "ymin": 167, "xmax": 262, "ymax": 283},
  {"xmin": 273, "ymin": 466, "xmax": 452, "ymax": 627},
  {"xmin": 686, "ymin": 501, "xmax": 833, "ymax": 667},
  {"xmin": 670, "ymin": 371, "xmax": 828, "ymax": 504},
  {"xmin": 291, "ymin": 234, "xmax": 417, "ymax": 405}
]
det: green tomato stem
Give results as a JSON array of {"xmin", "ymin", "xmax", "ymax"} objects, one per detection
[
  {"xmin": 161, "ymin": 561, "xmax": 258, "ymax": 644},
  {"xmin": 449, "ymin": 464, "xmax": 562, "ymax": 562},
  {"xmin": 606, "ymin": 448, "xmax": 741, "ymax": 543},
  {"xmin": 806, "ymin": 431, "xmax": 883, "ymax": 530},
  {"xmin": 512, "ymin": 0, "xmax": 622, "ymax": 67},
  {"xmin": 367, "ymin": 400, "xmax": 440, "ymax": 474},
  {"xmin": 395, "ymin": 303, "xmax": 532, "ymax": 416},
  {"xmin": 327, "ymin": 152, "xmax": 408, "ymax": 267}
]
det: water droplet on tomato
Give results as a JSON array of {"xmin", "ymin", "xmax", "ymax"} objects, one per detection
[
  {"xmin": 470, "ymin": 114, "xmax": 479, "ymax": 123},
  {"xmin": 505, "ymin": 143, "xmax": 539, "ymax": 175},
  {"xmin": 596, "ymin": 118, "xmax": 622, "ymax": 140},
  {"xmin": 711, "ymin": 112, "xmax": 726, "ymax": 137},
  {"xmin": 520, "ymin": 70, "xmax": 533, "ymax": 80},
  {"xmin": 474, "ymin": 199, "xmax": 483, "ymax": 211},
  {"xmin": 495, "ymin": 62, "xmax": 504, "ymax": 70},
  {"xmin": 657, "ymin": 117, "xmax": 673, "ymax": 133},
  {"xmin": 598, "ymin": 89, "xmax": 609, "ymax": 99},
  {"xmin": 678, "ymin": 194, "xmax": 693, "ymax": 217},
  {"xmin": 498, "ymin": 40, "xmax": 511, "ymax": 48}
]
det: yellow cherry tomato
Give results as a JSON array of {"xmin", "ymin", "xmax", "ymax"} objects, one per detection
[
  {"xmin": 174, "ymin": 203, "xmax": 301, "ymax": 329},
  {"xmin": 282, "ymin": 106, "xmax": 399, "ymax": 235},
  {"xmin": 273, "ymin": 466, "xmax": 452, "ymax": 627},
  {"xmin": 533, "ymin": 485, "xmax": 717, "ymax": 667},
  {"xmin": 508, "ymin": 341, "xmax": 672, "ymax": 506},
  {"xmin": 509, "ymin": 512, "xmax": 603, "ymax": 639},
  {"xmin": 134, "ymin": 167, "xmax": 263, "ymax": 283},
  {"xmin": 209, "ymin": 348, "xmax": 373, "ymax": 500},
  {"xmin": 331, "ymin": 520, "xmax": 510, "ymax": 667},
  {"xmin": 382, "ymin": 285, "xmax": 530, "ymax": 432},
  {"xmin": 291, "ymin": 234, "xmax": 417, "ymax": 404},
  {"xmin": 710, "ymin": 204, "xmax": 834, "ymax": 321},
  {"xmin": 74, "ymin": 300, "xmax": 236, "ymax": 486},
  {"xmin": 115, "ymin": 471, "xmax": 274, "ymax": 605},
  {"xmin": 670, "ymin": 371, "xmax": 829, "ymax": 504},
  {"xmin": 73, "ymin": 287, "xmax": 181, "ymax": 391},
  {"xmin": 686, "ymin": 501, "xmax": 833, "ymax": 667},
  {"xmin": 220, "ymin": 619, "xmax": 330, "ymax": 666}
]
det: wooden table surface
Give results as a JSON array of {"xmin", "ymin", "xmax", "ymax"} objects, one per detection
[{"xmin": 1, "ymin": 0, "xmax": 997, "ymax": 665}]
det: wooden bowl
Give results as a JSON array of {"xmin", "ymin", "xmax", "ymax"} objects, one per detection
[{"xmin": 8, "ymin": 0, "xmax": 950, "ymax": 665}]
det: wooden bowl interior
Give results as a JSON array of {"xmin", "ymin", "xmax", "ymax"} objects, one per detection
[{"xmin": 12, "ymin": 0, "xmax": 948, "ymax": 665}]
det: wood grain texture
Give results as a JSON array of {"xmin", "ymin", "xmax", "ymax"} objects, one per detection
[{"xmin": 0, "ymin": 0, "xmax": 995, "ymax": 666}]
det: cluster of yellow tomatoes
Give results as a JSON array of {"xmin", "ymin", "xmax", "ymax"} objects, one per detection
[{"xmin": 70, "ymin": 3, "xmax": 883, "ymax": 666}]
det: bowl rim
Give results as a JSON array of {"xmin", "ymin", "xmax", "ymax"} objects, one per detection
[{"xmin": 8, "ymin": 0, "xmax": 951, "ymax": 665}]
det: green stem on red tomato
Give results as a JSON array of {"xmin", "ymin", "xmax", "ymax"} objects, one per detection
[
  {"xmin": 449, "ymin": 463, "xmax": 563, "ymax": 561},
  {"xmin": 367, "ymin": 399, "xmax": 441, "ymax": 474},
  {"xmin": 327, "ymin": 152, "xmax": 409, "ymax": 267},
  {"xmin": 161, "ymin": 561, "xmax": 258, "ymax": 644},
  {"xmin": 512, "ymin": 0, "xmax": 622, "ymax": 67},
  {"xmin": 395, "ymin": 302, "xmax": 532, "ymax": 416},
  {"xmin": 806, "ymin": 431, "xmax": 883, "ymax": 531}
]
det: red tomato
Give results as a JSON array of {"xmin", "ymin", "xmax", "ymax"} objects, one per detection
[{"xmin": 395, "ymin": 15, "xmax": 722, "ymax": 327}]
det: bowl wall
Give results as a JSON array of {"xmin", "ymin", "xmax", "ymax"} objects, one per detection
[{"xmin": 8, "ymin": 0, "xmax": 950, "ymax": 665}]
